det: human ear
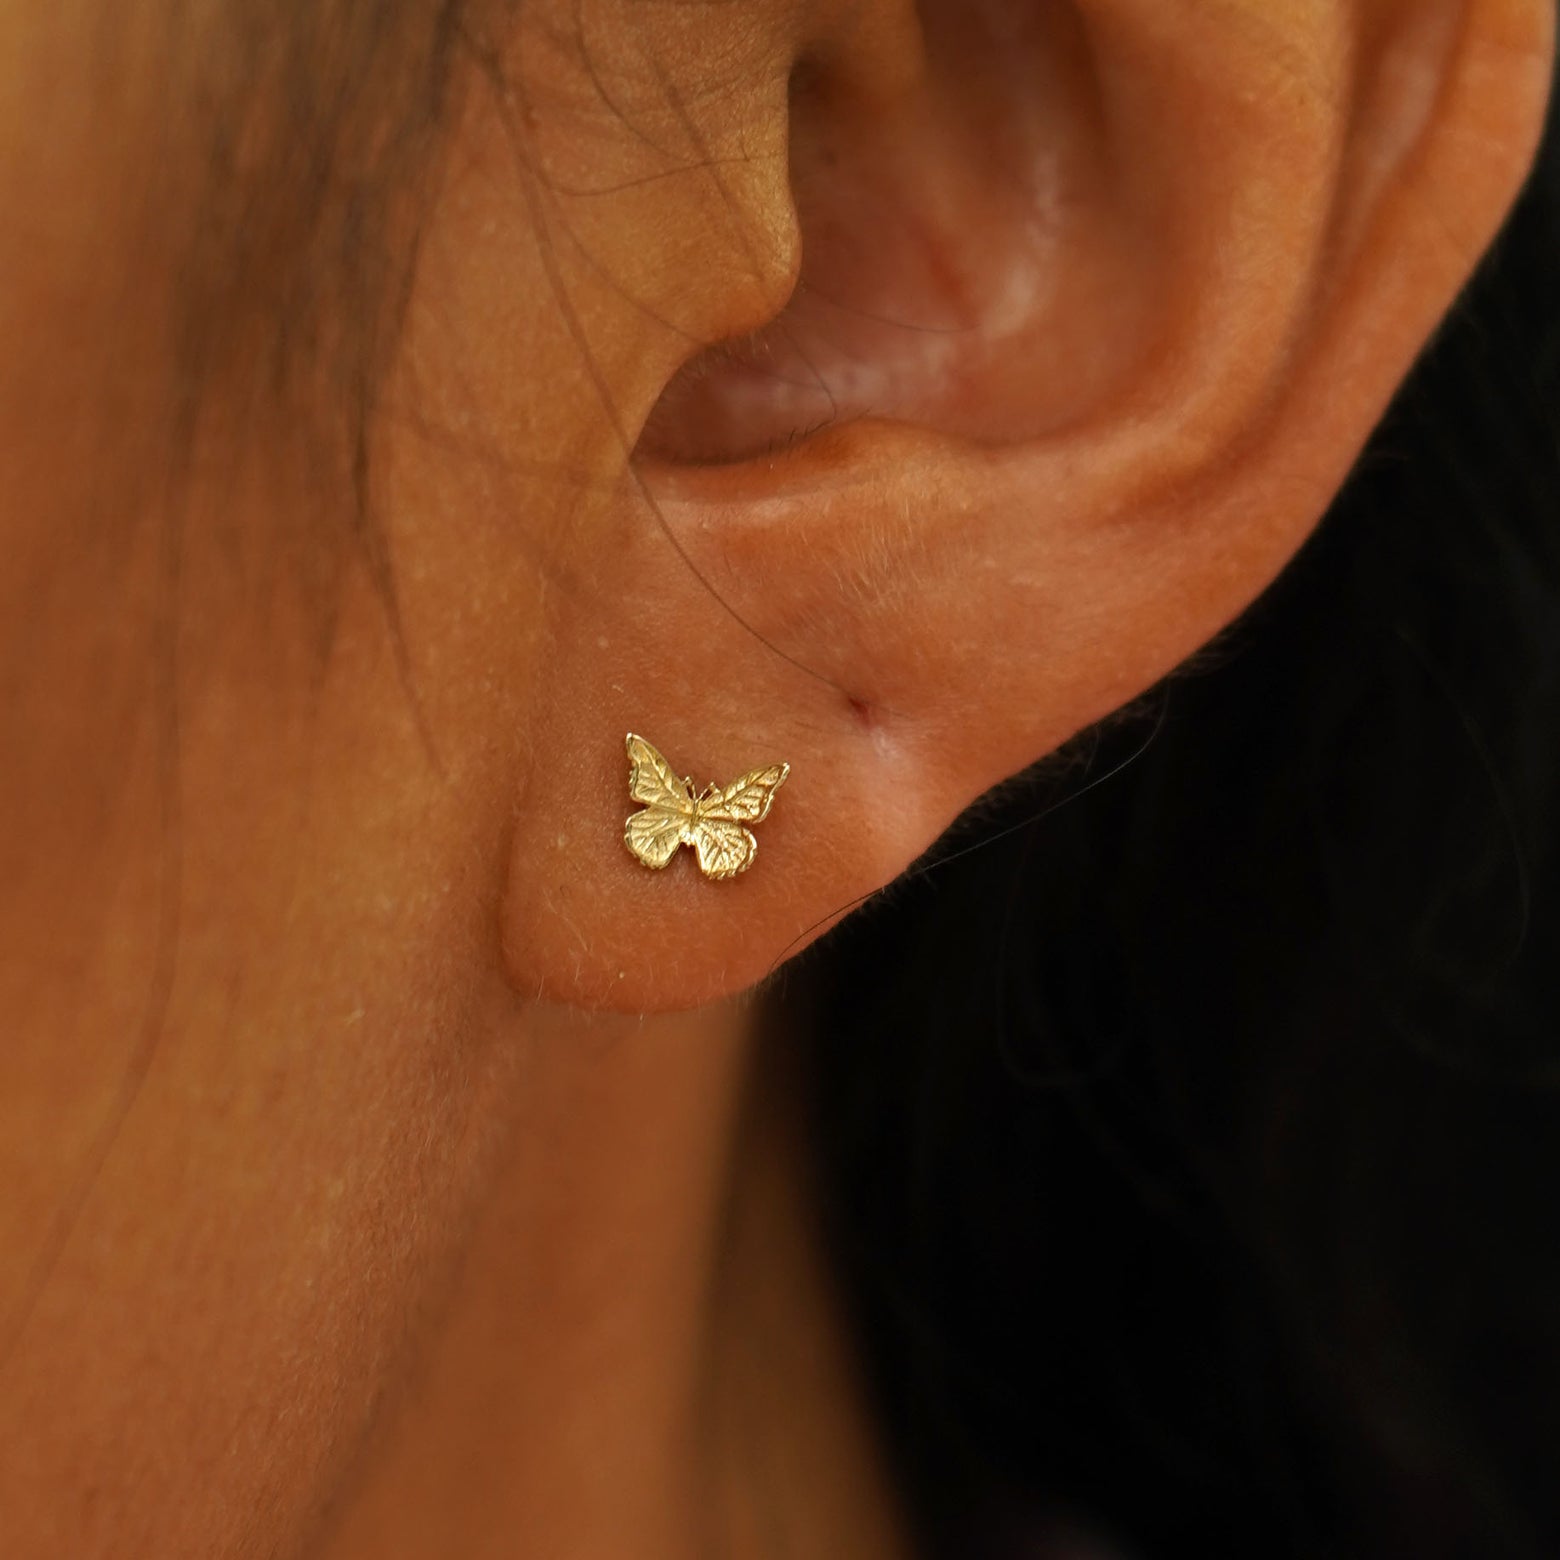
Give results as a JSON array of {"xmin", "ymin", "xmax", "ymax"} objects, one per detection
[{"xmin": 468, "ymin": 0, "xmax": 1553, "ymax": 1012}]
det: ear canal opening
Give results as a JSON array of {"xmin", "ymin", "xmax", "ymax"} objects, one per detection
[{"xmin": 635, "ymin": 0, "xmax": 1133, "ymax": 469}]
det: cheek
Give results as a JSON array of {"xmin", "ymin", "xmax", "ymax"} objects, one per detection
[{"xmin": 0, "ymin": 529, "xmax": 530, "ymax": 1554}]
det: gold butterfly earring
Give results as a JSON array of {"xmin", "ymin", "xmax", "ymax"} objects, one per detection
[{"xmin": 623, "ymin": 733, "xmax": 790, "ymax": 881}]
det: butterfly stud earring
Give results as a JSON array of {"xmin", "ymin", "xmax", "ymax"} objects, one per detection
[{"xmin": 623, "ymin": 733, "xmax": 790, "ymax": 880}]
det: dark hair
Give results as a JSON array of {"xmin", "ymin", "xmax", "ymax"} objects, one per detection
[{"xmin": 797, "ymin": 58, "xmax": 1560, "ymax": 1560}]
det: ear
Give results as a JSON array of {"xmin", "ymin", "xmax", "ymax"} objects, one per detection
[{"xmin": 473, "ymin": 0, "xmax": 1553, "ymax": 1012}]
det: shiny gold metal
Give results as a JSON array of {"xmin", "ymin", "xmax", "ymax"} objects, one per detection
[{"xmin": 623, "ymin": 733, "xmax": 790, "ymax": 880}]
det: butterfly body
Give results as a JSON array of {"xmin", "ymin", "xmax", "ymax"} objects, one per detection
[{"xmin": 623, "ymin": 733, "xmax": 789, "ymax": 880}]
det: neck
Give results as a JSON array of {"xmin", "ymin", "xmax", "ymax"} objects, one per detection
[{"xmin": 315, "ymin": 998, "xmax": 907, "ymax": 1560}]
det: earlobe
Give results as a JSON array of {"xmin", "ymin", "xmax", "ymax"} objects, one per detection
[{"xmin": 496, "ymin": 0, "xmax": 1553, "ymax": 1013}]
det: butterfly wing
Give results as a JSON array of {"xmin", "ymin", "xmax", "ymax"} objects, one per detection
[
  {"xmin": 625, "ymin": 804, "xmax": 686, "ymax": 870},
  {"xmin": 624, "ymin": 734, "xmax": 695, "ymax": 870},
  {"xmin": 626, "ymin": 733, "xmax": 695, "ymax": 810},
  {"xmin": 690, "ymin": 818, "xmax": 758, "ymax": 880},
  {"xmin": 702, "ymin": 762, "xmax": 790, "ymax": 824},
  {"xmin": 624, "ymin": 738, "xmax": 786, "ymax": 879}
]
